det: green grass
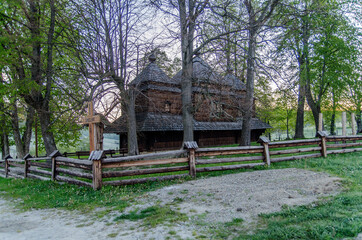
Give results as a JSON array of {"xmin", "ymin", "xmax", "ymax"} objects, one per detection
[
  {"xmin": 228, "ymin": 151, "xmax": 362, "ymax": 240},
  {"xmin": 114, "ymin": 205, "xmax": 188, "ymax": 228},
  {"xmin": 0, "ymin": 149, "xmax": 361, "ymax": 239},
  {"xmin": 0, "ymin": 176, "xmax": 189, "ymax": 212}
]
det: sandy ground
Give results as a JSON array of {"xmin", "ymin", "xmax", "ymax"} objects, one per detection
[{"xmin": 0, "ymin": 168, "xmax": 359, "ymax": 240}]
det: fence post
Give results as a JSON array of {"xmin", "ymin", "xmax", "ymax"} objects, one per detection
[
  {"xmin": 89, "ymin": 150, "xmax": 105, "ymax": 190},
  {"xmin": 49, "ymin": 150, "xmax": 62, "ymax": 181},
  {"xmin": 184, "ymin": 141, "xmax": 198, "ymax": 178},
  {"xmin": 342, "ymin": 112, "xmax": 347, "ymax": 136},
  {"xmin": 258, "ymin": 137, "xmax": 271, "ymax": 166},
  {"xmin": 23, "ymin": 153, "xmax": 32, "ymax": 178},
  {"xmin": 318, "ymin": 113, "xmax": 323, "ymax": 131},
  {"xmin": 317, "ymin": 131, "xmax": 328, "ymax": 158},
  {"xmin": 351, "ymin": 113, "xmax": 356, "ymax": 135},
  {"xmin": 4, "ymin": 155, "xmax": 12, "ymax": 178}
]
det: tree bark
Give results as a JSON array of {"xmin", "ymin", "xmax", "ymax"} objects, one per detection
[
  {"xmin": 0, "ymin": 115, "xmax": 10, "ymax": 157},
  {"xmin": 294, "ymin": 66, "xmax": 305, "ymax": 139},
  {"xmin": 330, "ymin": 91, "xmax": 336, "ymax": 135},
  {"xmin": 38, "ymin": 108, "xmax": 57, "ymax": 156},
  {"xmin": 179, "ymin": 0, "xmax": 195, "ymax": 142},
  {"xmin": 10, "ymin": 104, "xmax": 34, "ymax": 158},
  {"xmin": 240, "ymin": 0, "xmax": 279, "ymax": 145},
  {"xmin": 126, "ymin": 89, "xmax": 139, "ymax": 155},
  {"xmin": 240, "ymin": 8, "xmax": 256, "ymax": 146},
  {"xmin": 356, "ymin": 109, "xmax": 361, "ymax": 133}
]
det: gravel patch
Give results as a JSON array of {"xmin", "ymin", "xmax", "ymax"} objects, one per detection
[
  {"xmin": 146, "ymin": 168, "xmax": 342, "ymax": 225},
  {"xmin": 0, "ymin": 168, "xmax": 349, "ymax": 240}
]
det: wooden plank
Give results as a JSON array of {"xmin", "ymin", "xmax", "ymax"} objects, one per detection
[
  {"xmin": 27, "ymin": 173, "xmax": 50, "ymax": 181},
  {"xmin": 269, "ymin": 147, "xmax": 321, "ymax": 155},
  {"xmin": 103, "ymin": 174, "xmax": 188, "ymax": 186},
  {"xmin": 55, "ymin": 161, "xmax": 92, "ymax": 171},
  {"xmin": 271, "ymin": 153, "xmax": 321, "ymax": 163},
  {"xmin": 28, "ymin": 167, "xmax": 52, "ymax": 176},
  {"xmin": 57, "ymin": 168, "xmax": 93, "ymax": 179},
  {"xmin": 102, "ymin": 166, "xmax": 189, "ymax": 178},
  {"xmin": 8, "ymin": 162, "xmax": 24, "ymax": 168},
  {"xmin": 269, "ymin": 138, "xmax": 320, "ymax": 146},
  {"xmin": 55, "ymin": 175, "xmax": 92, "ymax": 187},
  {"xmin": 196, "ymin": 146, "xmax": 263, "ymax": 153},
  {"xmin": 102, "ymin": 150, "xmax": 187, "ymax": 163},
  {"xmin": 102, "ymin": 157, "xmax": 189, "ymax": 169},
  {"xmin": 195, "ymin": 146, "xmax": 264, "ymax": 157},
  {"xmin": 196, "ymin": 156, "xmax": 264, "ymax": 165},
  {"xmin": 196, "ymin": 149, "xmax": 264, "ymax": 157},
  {"xmin": 327, "ymin": 142, "xmax": 362, "ymax": 148},
  {"xmin": 29, "ymin": 162, "xmax": 52, "ymax": 169},
  {"xmin": 326, "ymin": 135, "xmax": 362, "ymax": 142},
  {"xmin": 56, "ymin": 157, "xmax": 93, "ymax": 166},
  {"xmin": 28, "ymin": 157, "xmax": 52, "ymax": 161},
  {"xmin": 327, "ymin": 148, "xmax": 362, "ymax": 155},
  {"xmin": 269, "ymin": 140, "xmax": 321, "ymax": 148},
  {"xmin": 81, "ymin": 114, "xmax": 101, "ymax": 124},
  {"xmin": 196, "ymin": 162, "xmax": 264, "ymax": 172},
  {"xmin": 8, "ymin": 159, "xmax": 24, "ymax": 163},
  {"xmin": 7, "ymin": 172, "xmax": 25, "ymax": 179}
]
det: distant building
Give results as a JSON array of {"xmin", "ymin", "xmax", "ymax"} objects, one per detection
[{"xmin": 105, "ymin": 54, "xmax": 271, "ymax": 150}]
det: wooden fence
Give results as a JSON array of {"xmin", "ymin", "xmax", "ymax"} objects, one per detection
[{"xmin": 0, "ymin": 131, "xmax": 361, "ymax": 190}]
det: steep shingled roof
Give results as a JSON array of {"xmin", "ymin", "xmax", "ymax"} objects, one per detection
[
  {"xmin": 130, "ymin": 55, "xmax": 178, "ymax": 87},
  {"xmin": 104, "ymin": 112, "xmax": 271, "ymax": 133},
  {"xmin": 223, "ymin": 72, "xmax": 246, "ymax": 91},
  {"xmin": 172, "ymin": 56, "xmax": 222, "ymax": 84}
]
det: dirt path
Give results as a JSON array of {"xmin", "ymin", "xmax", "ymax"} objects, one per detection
[{"xmin": 0, "ymin": 168, "xmax": 353, "ymax": 240}]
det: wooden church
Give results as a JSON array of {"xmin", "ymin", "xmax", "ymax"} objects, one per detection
[{"xmin": 105, "ymin": 54, "xmax": 271, "ymax": 150}]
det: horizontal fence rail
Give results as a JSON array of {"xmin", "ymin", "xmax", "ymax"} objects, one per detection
[{"xmin": 1, "ymin": 132, "xmax": 361, "ymax": 190}]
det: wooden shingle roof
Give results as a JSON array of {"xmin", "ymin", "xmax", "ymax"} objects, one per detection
[
  {"xmin": 130, "ymin": 59, "xmax": 178, "ymax": 87},
  {"xmin": 104, "ymin": 112, "xmax": 271, "ymax": 133}
]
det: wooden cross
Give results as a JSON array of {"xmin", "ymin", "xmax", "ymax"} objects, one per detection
[{"xmin": 81, "ymin": 102, "xmax": 104, "ymax": 152}]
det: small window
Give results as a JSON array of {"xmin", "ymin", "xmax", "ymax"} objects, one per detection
[{"xmin": 165, "ymin": 101, "xmax": 171, "ymax": 113}]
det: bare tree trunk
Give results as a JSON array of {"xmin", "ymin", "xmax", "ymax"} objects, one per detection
[
  {"xmin": 1, "ymin": 133, "xmax": 10, "ymax": 157},
  {"xmin": 240, "ymin": 13, "xmax": 256, "ymax": 146},
  {"xmin": 179, "ymin": 0, "xmax": 195, "ymax": 142},
  {"xmin": 240, "ymin": 0, "xmax": 279, "ymax": 145},
  {"xmin": 294, "ymin": 10, "xmax": 310, "ymax": 139},
  {"xmin": 126, "ymin": 89, "xmax": 139, "ymax": 155},
  {"xmin": 10, "ymin": 104, "xmax": 34, "ymax": 158},
  {"xmin": 38, "ymin": 109, "xmax": 57, "ymax": 155},
  {"xmin": 294, "ymin": 72, "xmax": 305, "ymax": 138},
  {"xmin": 23, "ymin": 0, "xmax": 57, "ymax": 156},
  {"xmin": 356, "ymin": 107, "xmax": 361, "ymax": 133},
  {"xmin": 0, "ymin": 115, "xmax": 10, "ymax": 157},
  {"xmin": 330, "ymin": 91, "xmax": 336, "ymax": 135}
]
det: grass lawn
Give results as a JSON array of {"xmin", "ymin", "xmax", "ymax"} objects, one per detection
[
  {"xmin": 217, "ymin": 151, "xmax": 361, "ymax": 240},
  {"xmin": 0, "ymin": 151, "xmax": 361, "ymax": 239}
]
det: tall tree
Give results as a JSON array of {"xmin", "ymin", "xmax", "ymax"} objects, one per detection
[
  {"xmin": 304, "ymin": 4, "xmax": 358, "ymax": 134},
  {"xmin": 75, "ymin": 0, "xmax": 154, "ymax": 155},
  {"xmin": 240, "ymin": 0, "xmax": 280, "ymax": 146},
  {"xmin": 0, "ymin": 0, "xmax": 87, "ymax": 156}
]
